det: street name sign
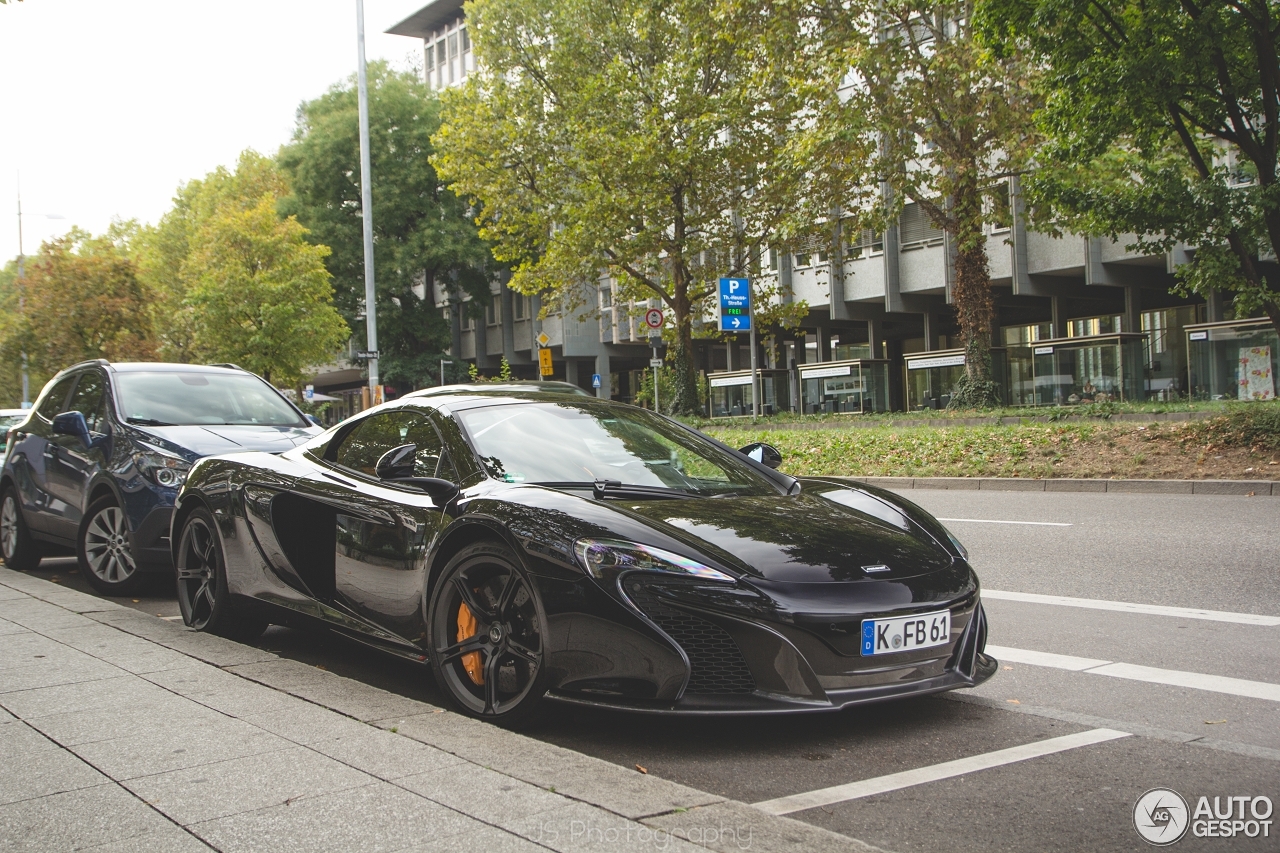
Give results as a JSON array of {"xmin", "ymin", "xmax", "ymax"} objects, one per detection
[{"xmin": 718, "ymin": 278, "xmax": 752, "ymax": 332}]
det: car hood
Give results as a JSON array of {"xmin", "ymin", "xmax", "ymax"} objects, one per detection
[{"xmin": 130, "ymin": 424, "xmax": 320, "ymax": 461}]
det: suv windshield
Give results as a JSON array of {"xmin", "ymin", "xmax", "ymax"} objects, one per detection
[
  {"xmin": 114, "ymin": 371, "xmax": 305, "ymax": 427},
  {"xmin": 456, "ymin": 402, "xmax": 776, "ymax": 497}
]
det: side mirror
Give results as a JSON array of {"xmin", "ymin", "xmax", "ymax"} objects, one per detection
[
  {"xmin": 52, "ymin": 411, "xmax": 91, "ymax": 445},
  {"xmin": 738, "ymin": 442, "xmax": 783, "ymax": 469},
  {"xmin": 375, "ymin": 443, "xmax": 417, "ymax": 480},
  {"xmin": 305, "ymin": 414, "xmax": 322, "ymax": 427},
  {"xmin": 375, "ymin": 443, "xmax": 460, "ymax": 505}
]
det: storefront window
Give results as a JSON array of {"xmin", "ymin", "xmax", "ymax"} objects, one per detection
[
  {"xmin": 1142, "ymin": 305, "xmax": 1200, "ymax": 400},
  {"xmin": 798, "ymin": 360, "xmax": 889, "ymax": 414},
  {"xmin": 905, "ymin": 349, "xmax": 1008, "ymax": 410},
  {"xmin": 709, "ymin": 370, "xmax": 793, "ymax": 417},
  {"xmin": 1187, "ymin": 319, "xmax": 1278, "ymax": 401},
  {"xmin": 1007, "ymin": 334, "xmax": 1145, "ymax": 405}
]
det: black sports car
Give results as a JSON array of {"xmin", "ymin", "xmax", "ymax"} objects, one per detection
[{"xmin": 172, "ymin": 390, "xmax": 995, "ymax": 722}]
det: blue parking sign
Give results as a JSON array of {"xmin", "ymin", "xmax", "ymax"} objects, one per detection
[{"xmin": 718, "ymin": 278, "xmax": 751, "ymax": 332}]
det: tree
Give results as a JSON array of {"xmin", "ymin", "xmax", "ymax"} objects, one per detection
[
  {"xmin": 432, "ymin": 0, "xmax": 808, "ymax": 413},
  {"xmin": 4, "ymin": 228, "xmax": 156, "ymax": 381},
  {"xmin": 278, "ymin": 62, "xmax": 493, "ymax": 391},
  {"xmin": 754, "ymin": 0, "xmax": 1039, "ymax": 408},
  {"xmin": 979, "ymin": 0, "xmax": 1280, "ymax": 334},
  {"xmin": 135, "ymin": 151, "xmax": 349, "ymax": 385}
]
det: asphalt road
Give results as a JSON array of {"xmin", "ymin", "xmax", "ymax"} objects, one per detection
[{"xmin": 23, "ymin": 490, "xmax": 1280, "ymax": 852}]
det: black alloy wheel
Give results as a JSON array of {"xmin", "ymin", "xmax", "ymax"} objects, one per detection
[
  {"xmin": 175, "ymin": 507, "xmax": 267, "ymax": 642},
  {"xmin": 428, "ymin": 542, "xmax": 547, "ymax": 725},
  {"xmin": 78, "ymin": 495, "xmax": 144, "ymax": 595},
  {"xmin": 0, "ymin": 487, "xmax": 41, "ymax": 572}
]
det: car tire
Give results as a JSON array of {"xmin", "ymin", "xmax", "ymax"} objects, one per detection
[
  {"xmin": 0, "ymin": 487, "xmax": 42, "ymax": 572},
  {"xmin": 77, "ymin": 495, "xmax": 145, "ymax": 595},
  {"xmin": 175, "ymin": 507, "xmax": 268, "ymax": 643},
  {"xmin": 427, "ymin": 541, "xmax": 548, "ymax": 727}
]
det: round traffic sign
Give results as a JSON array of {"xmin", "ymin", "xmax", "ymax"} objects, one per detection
[{"xmin": 644, "ymin": 308, "xmax": 664, "ymax": 329}]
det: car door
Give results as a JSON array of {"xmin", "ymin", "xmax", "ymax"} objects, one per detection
[
  {"xmin": 13, "ymin": 375, "xmax": 78, "ymax": 536},
  {"xmin": 46, "ymin": 370, "xmax": 110, "ymax": 539},
  {"xmin": 303, "ymin": 409, "xmax": 455, "ymax": 642}
]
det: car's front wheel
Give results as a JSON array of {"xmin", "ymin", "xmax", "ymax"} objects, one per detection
[
  {"xmin": 428, "ymin": 542, "xmax": 548, "ymax": 726},
  {"xmin": 175, "ymin": 507, "xmax": 267, "ymax": 643},
  {"xmin": 0, "ymin": 487, "xmax": 42, "ymax": 572},
  {"xmin": 78, "ymin": 496, "xmax": 144, "ymax": 595}
]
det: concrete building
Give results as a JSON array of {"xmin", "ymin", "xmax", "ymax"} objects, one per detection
[{"xmin": 388, "ymin": 0, "xmax": 1254, "ymax": 413}]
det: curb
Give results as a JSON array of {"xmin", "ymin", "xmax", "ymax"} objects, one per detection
[
  {"xmin": 840, "ymin": 476, "xmax": 1277, "ymax": 496},
  {"xmin": 702, "ymin": 410, "xmax": 1218, "ymax": 431},
  {"xmin": 0, "ymin": 568, "xmax": 889, "ymax": 853}
]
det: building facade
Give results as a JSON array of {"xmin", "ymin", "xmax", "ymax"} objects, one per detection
[{"xmin": 388, "ymin": 0, "xmax": 1263, "ymax": 413}]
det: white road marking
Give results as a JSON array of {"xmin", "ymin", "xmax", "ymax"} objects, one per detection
[
  {"xmin": 982, "ymin": 590, "xmax": 1280, "ymax": 626},
  {"xmin": 988, "ymin": 645, "xmax": 1280, "ymax": 703},
  {"xmin": 753, "ymin": 728, "xmax": 1130, "ymax": 815},
  {"xmin": 936, "ymin": 517, "xmax": 1073, "ymax": 527}
]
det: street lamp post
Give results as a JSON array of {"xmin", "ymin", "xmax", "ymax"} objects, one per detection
[{"xmin": 355, "ymin": 0, "xmax": 379, "ymax": 401}]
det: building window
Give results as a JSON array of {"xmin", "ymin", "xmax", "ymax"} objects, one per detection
[
  {"xmin": 448, "ymin": 32, "xmax": 459, "ymax": 85},
  {"xmin": 486, "ymin": 294, "xmax": 501, "ymax": 326},
  {"xmin": 513, "ymin": 293, "xmax": 527, "ymax": 320},
  {"xmin": 600, "ymin": 285, "xmax": 613, "ymax": 309},
  {"xmin": 899, "ymin": 202, "xmax": 945, "ymax": 249},
  {"xmin": 988, "ymin": 180, "xmax": 1013, "ymax": 233},
  {"xmin": 462, "ymin": 313, "xmax": 475, "ymax": 332},
  {"xmin": 847, "ymin": 229, "xmax": 883, "ymax": 258},
  {"xmin": 768, "ymin": 247, "xmax": 779, "ymax": 271},
  {"xmin": 425, "ymin": 43, "xmax": 435, "ymax": 87},
  {"xmin": 795, "ymin": 253, "xmax": 811, "ymax": 268}
]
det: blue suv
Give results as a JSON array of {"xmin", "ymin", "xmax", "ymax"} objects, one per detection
[{"xmin": 0, "ymin": 361, "xmax": 321, "ymax": 594}]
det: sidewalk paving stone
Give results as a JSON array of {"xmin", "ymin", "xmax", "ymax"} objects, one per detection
[
  {"xmin": 500, "ymin": 800, "xmax": 707, "ymax": 853},
  {"xmin": 0, "ymin": 674, "xmax": 173, "ymax": 719},
  {"xmin": 72, "ymin": 718, "xmax": 289, "ymax": 781},
  {"xmin": 644, "ymin": 800, "xmax": 890, "ymax": 853},
  {"xmin": 395, "ymin": 764, "xmax": 570, "ymax": 826},
  {"xmin": 43, "ymin": 624, "xmax": 194, "ymax": 675},
  {"xmin": 303, "ymin": 724, "xmax": 465, "ymax": 782},
  {"xmin": 0, "ymin": 654, "xmax": 121, "ymax": 694},
  {"xmin": 189, "ymin": 781, "xmax": 483, "ymax": 853},
  {"xmin": 123, "ymin": 745, "xmax": 376, "ymax": 826},
  {"xmin": 402, "ymin": 823, "xmax": 553, "ymax": 853},
  {"xmin": 228, "ymin": 659, "xmax": 432, "ymax": 722},
  {"xmin": 0, "ymin": 597, "xmax": 99, "ymax": 631},
  {"xmin": 23, "ymin": 693, "xmax": 224, "ymax": 747},
  {"xmin": 240, "ymin": 700, "xmax": 381, "ymax": 746},
  {"xmin": 0, "ymin": 617, "xmax": 27, "ymax": 635},
  {"xmin": 75, "ymin": 823, "xmax": 215, "ymax": 853},
  {"xmin": 0, "ymin": 783, "xmax": 188, "ymax": 853},
  {"xmin": 0, "ymin": 718, "xmax": 62, "ymax": 761},
  {"xmin": 0, "ymin": 739, "xmax": 111, "ymax": 806}
]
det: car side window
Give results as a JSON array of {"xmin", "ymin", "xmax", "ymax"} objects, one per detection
[
  {"xmin": 66, "ymin": 372, "xmax": 107, "ymax": 432},
  {"xmin": 332, "ymin": 411, "xmax": 446, "ymax": 480},
  {"xmin": 36, "ymin": 376, "xmax": 77, "ymax": 422}
]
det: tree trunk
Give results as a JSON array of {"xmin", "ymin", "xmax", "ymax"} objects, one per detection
[
  {"xmin": 947, "ymin": 173, "xmax": 1001, "ymax": 409},
  {"xmin": 668, "ymin": 263, "xmax": 701, "ymax": 415}
]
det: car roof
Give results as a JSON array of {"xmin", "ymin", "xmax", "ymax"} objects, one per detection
[{"xmin": 406, "ymin": 381, "xmax": 593, "ymax": 399}]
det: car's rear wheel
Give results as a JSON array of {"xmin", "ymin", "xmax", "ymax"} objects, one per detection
[
  {"xmin": 0, "ymin": 487, "xmax": 42, "ymax": 572},
  {"xmin": 78, "ymin": 496, "xmax": 144, "ymax": 595},
  {"xmin": 428, "ymin": 542, "xmax": 547, "ymax": 726},
  {"xmin": 175, "ymin": 507, "xmax": 267, "ymax": 642}
]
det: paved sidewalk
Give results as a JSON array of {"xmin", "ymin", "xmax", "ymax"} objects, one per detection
[{"xmin": 0, "ymin": 568, "xmax": 880, "ymax": 853}]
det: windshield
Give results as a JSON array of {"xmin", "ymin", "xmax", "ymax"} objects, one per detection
[
  {"xmin": 456, "ymin": 402, "xmax": 776, "ymax": 497},
  {"xmin": 114, "ymin": 372, "xmax": 305, "ymax": 427}
]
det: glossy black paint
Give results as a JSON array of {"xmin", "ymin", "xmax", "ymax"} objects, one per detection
[{"xmin": 175, "ymin": 391, "xmax": 996, "ymax": 713}]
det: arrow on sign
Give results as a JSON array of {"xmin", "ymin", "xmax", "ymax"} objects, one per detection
[{"xmin": 731, "ymin": 317, "xmax": 741, "ymax": 328}]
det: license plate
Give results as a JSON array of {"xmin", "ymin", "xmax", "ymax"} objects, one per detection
[{"xmin": 861, "ymin": 609, "xmax": 950, "ymax": 655}]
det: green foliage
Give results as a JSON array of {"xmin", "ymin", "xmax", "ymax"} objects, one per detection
[
  {"xmin": 278, "ymin": 62, "xmax": 493, "ymax": 392},
  {"xmin": 3, "ymin": 228, "xmax": 156, "ymax": 388},
  {"xmin": 433, "ymin": 0, "xmax": 810, "ymax": 413},
  {"xmin": 635, "ymin": 363, "xmax": 708, "ymax": 415},
  {"xmin": 978, "ymin": 0, "xmax": 1280, "ymax": 332},
  {"xmin": 135, "ymin": 151, "xmax": 349, "ymax": 385},
  {"xmin": 1188, "ymin": 403, "xmax": 1280, "ymax": 452}
]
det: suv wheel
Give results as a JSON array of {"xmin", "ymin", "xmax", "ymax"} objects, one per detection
[
  {"xmin": 78, "ymin": 495, "xmax": 143, "ymax": 595},
  {"xmin": 0, "ymin": 487, "xmax": 42, "ymax": 572}
]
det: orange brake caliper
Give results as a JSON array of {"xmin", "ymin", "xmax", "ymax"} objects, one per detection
[{"xmin": 456, "ymin": 600, "xmax": 484, "ymax": 685}]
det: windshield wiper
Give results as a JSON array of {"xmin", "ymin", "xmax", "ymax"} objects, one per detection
[
  {"xmin": 126, "ymin": 417, "xmax": 176, "ymax": 427},
  {"xmin": 533, "ymin": 481, "xmax": 699, "ymax": 500}
]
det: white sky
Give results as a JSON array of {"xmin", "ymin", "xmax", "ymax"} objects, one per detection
[{"xmin": 0, "ymin": 0, "xmax": 430, "ymax": 262}]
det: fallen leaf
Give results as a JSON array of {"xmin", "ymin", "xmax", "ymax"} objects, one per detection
[
  {"xmin": 132, "ymin": 599, "xmax": 140, "ymax": 603},
  {"xmin": 1247, "ymin": 491, "xmax": 1256, "ymax": 497},
  {"xmin": 1007, "ymin": 699, "xmax": 1021, "ymax": 705},
  {"xmin": 1204, "ymin": 719, "xmax": 1227, "ymax": 725},
  {"xmin": 315, "ymin": 665, "xmax": 327, "ymax": 671},
  {"xmin": 635, "ymin": 764, "xmax": 648, "ymax": 774},
  {"xmin": 1002, "ymin": 666, "xmax": 1013, "ymax": 671}
]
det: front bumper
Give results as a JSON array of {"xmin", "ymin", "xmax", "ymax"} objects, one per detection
[{"xmin": 546, "ymin": 569, "xmax": 996, "ymax": 715}]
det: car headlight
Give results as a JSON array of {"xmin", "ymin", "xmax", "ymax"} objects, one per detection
[
  {"xmin": 137, "ymin": 448, "xmax": 192, "ymax": 488},
  {"xmin": 943, "ymin": 526, "xmax": 969, "ymax": 561},
  {"xmin": 573, "ymin": 538, "xmax": 735, "ymax": 582}
]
